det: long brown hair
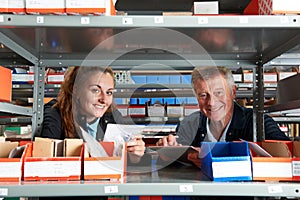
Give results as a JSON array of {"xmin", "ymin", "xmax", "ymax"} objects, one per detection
[{"xmin": 54, "ymin": 66, "xmax": 115, "ymax": 138}]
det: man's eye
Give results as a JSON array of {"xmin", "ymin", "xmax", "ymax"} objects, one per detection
[
  {"xmin": 215, "ymin": 91, "xmax": 224, "ymax": 97},
  {"xmin": 199, "ymin": 93, "xmax": 207, "ymax": 99}
]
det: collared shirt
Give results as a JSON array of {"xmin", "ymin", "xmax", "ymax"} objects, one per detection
[
  {"xmin": 205, "ymin": 117, "xmax": 232, "ymax": 142},
  {"xmin": 87, "ymin": 118, "xmax": 100, "ymax": 139}
]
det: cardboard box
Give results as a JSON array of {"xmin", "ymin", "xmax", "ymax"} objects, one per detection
[
  {"xmin": 0, "ymin": 66, "xmax": 12, "ymax": 102},
  {"xmin": 32, "ymin": 137, "xmax": 63, "ymax": 157},
  {"xmin": 0, "ymin": 141, "xmax": 24, "ymax": 182},
  {"xmin": 23, "ymin": 139, "xmax": 83, "ymax": 181},
  {"xmin": 200, "ymin": 142, "xmax": 252, "ymax": 182},
  {"xmin": 250, "ymin": 140, "xmax": 293, "ymax": 181},
  {"xmin": 83, "ymin": 142, "xmax": 126, "ymax": 183},
  {"xmin": 25, "ymin": 0, "xmax": 65, "ymax": 14},
  {"xmin": 65, "ymin": 0, "xmax": 116, "ymax": 15}
]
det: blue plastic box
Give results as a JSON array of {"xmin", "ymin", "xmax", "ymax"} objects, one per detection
[{"xmin": 200, "ymin": 141, "xmax": 252, "ymax": 182}]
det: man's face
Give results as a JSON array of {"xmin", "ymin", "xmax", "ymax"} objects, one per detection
[{"xmin": 194, "ymin": 74, "xmax": 236, "ymax": 123}]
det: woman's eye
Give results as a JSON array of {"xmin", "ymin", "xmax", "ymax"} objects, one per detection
[
  {"xmin": 106, "ymin": 91, "xmax": 113, "ymax": 96},
  {"xmin": 91, "ymin": 88, "xmax": 100, "ymax": 94}
]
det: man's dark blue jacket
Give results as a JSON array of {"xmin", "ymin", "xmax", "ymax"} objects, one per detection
[{"xmin": 176, "ymin": 102, "xmax": 290, "ymax": 146}]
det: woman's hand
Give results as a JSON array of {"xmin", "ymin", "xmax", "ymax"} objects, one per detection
[{"xmin": 127, "ymin": 135, "xmax": 145, "ymax": 163}]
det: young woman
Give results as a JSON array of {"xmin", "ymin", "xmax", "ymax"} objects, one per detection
[{"xmin": 41, "ymin": 66, "xmax": 145, "ymax": 163}]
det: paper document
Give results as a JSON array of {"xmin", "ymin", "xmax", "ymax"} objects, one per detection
[{"xmin": 79, "ymin": 126, "xmax": 108, "ymax": 157}]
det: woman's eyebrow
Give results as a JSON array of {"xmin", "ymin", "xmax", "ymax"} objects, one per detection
[{"xmin": 89, "ymin": 84, "xmax": 101, "ymax": 88}]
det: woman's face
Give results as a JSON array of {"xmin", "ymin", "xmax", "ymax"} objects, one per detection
[{"xmin": 75, "ymin": 71, "xmax": 114, "ymax": 123}]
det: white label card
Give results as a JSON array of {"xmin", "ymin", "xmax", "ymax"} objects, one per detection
[
  {"xmin": 198, "ymin": 17, "xmax": 208, "ymax": 24},
  {"xmin": 81, "ymin": 17, "xmax": 90, "ymax": 24},
  {"xmin": 122, "ymin": 18, "xmax": 133, "ymax": 25},
  {"xmin": 0, "ymin": 188, "xmax": 8, "ymax": 196},
  {"xmin": 179, "ymin": 185, "xmax": 193, "ymax": 193},
  {"xmin": 104, "ymin": 186, "xmax": 119, "ymax": 194}
]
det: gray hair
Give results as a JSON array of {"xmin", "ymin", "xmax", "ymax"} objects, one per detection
[{"xmin": 191, "ymin": 66, "xmax": 235, "ymax": 91}]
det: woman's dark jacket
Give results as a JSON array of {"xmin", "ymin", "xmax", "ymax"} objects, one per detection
[{"xmin": 41, "ymin": 99, "xmax": 124, "ymax": 140}]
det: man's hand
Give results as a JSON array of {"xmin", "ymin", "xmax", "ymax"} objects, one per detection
[
  {"xmin": 156, "ymin": 134, "xmax": 180, "ymax": 146},
  {"xmin": 187, "ymin": 147, "xmax": 201, "ymax": 168}
]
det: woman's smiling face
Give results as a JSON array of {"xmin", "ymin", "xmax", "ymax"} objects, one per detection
[{"xmin": 75, "ymin": 71, "xmax": 114, "ymax": 123}]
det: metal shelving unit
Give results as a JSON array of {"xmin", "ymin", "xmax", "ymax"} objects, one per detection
[{"xmin": 1, "ymin": 14, "xmax": 300, "ymax": 198}]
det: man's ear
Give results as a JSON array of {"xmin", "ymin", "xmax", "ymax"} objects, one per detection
[{"xmin": 232, "ymin": 84, "xmax": 237, "ymax": 98}]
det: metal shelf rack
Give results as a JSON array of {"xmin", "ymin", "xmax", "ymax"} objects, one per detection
[{"xmin": 0, "ymin": 14, "xmax": 300, "ymax": 198}]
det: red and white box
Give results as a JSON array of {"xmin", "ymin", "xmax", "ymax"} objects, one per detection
[
  {"xmin": 25, "ymin": 0, "xmax": 65, "ymax": 14},
  {"xmin": 250, "ymin": 140, "xmax": 293, "ymax": 181},
  {"xmin": 116, "ymin": 104, "xmax": 129, "ymax": 117},
  {"xmin": 8, "ymin": 0, "xmax": 25, "ymax": 13},
  {"xmin": 263, "ymin": 72, "xmax": 277, "ymax": 83},
  {"xmin": 46, "ymin": 73, "xmax": 65, "ymax": 84},
  {"xmin": 184, "ymin": 105, "xmax": 199, "ymax": 116},
  {"xmin": 83, "ymin": 142, "xmax": 126, "ymax": 183},
  {"xmin": 0, "ymin": 141, "xmax": 25, "ymax": 182},
  {"xmin": 128, "ymin": 105, "xmax": 146, "ymax": 117},
  {"xmin": 244, "ymin": 0, "xmax": 300, "ymax": 15},
  {"xmin": 23, "ymin": 138, "xmax": 83, "ymax": 181},
  {"xmin": 0, "ymin": 0, "xmax": 8, "ymax": 12},
  {"xmin": 65, "ymin": 0, "xmax": 116, "ymax": 15}
]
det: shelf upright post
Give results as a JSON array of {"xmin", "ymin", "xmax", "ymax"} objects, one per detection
[
  {"xmin": 31, "ymin": 28, "xmax": 46, "ymax": 139},
  {"xmin": 253, "ymin": 59, "xmax": 265, "ymax": 142}
]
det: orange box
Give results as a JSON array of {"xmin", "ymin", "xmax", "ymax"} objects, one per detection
[
  {"xmin": 0, "ymin": 66, "xmax": 12, "ymax": 102},
  {"xmin": 0, "ymin": 141, "xmax": 25, "ymax": 182},
  {"xmin": 65, "ymin": 0, "xmax": 116, "ymax": 15},
  {"xmin": 23, "ymin": 140, "xmax": 83, "ymax": 181},
  {"xmin": 292, "ymin": 141, "xmax": 300, "ymax": 181},
  {"xmin": 83, "ymin": 142, "xmax": 126, "ymax": 183},
  {"xmin": 250, "ymin": 140, "xmax": 293, "ymax": 181},
  {"xmin": 8, "ymin": 0, "xmax": 25, "ymax": 14},
  {"xmin": 0, "ymin": 0, "xmax": 8, "ymax": 12},
  {"xmin": 25, "ymin": 0, "xmax": 65, "ymax": 14}
]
